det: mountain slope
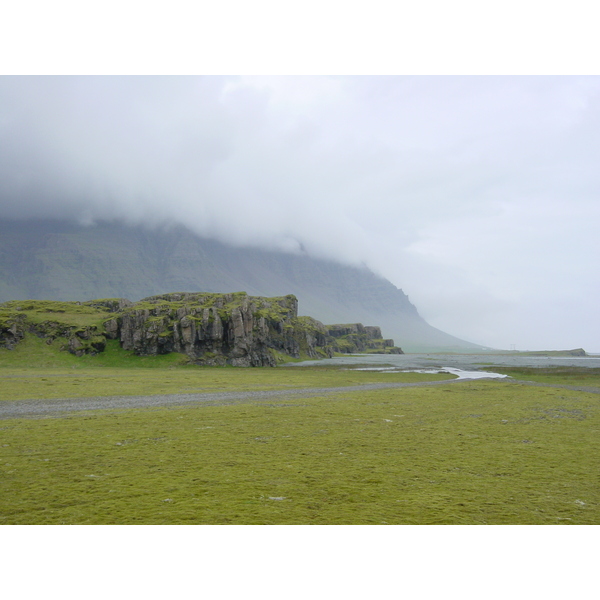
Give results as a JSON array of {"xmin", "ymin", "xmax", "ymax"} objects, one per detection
[{"xmin": 0, "ymin": 219, "xmax": 483, "ymax": 351}]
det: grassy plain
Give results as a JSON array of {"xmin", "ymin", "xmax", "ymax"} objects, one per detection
[
  {"xmin": 486, "ymin": 366, "xmax": 600, "ymax": 387},
  {"xmin": 1, "ymin": 357, "xmax": 599, "ymax": 524},
  {"xmin": 0, "ymin": 338, "xmax": 453, "ymax": 402}
]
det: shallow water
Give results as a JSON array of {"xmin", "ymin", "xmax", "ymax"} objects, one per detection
[
  {"xmin": 352, "ymin": 365, "xmax": 509, "ymax": 380},
  {"xmin": 291, "ymin": 352, "xmax": 600, "ymax": 375}
]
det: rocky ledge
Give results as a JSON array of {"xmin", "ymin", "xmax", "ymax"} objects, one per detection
[{"xmin": 0, "ymin": 292, "xmax": 403, "ymax": 366}]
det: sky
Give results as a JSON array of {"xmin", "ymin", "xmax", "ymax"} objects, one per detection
[{"xmin": 1, "ymin": 75, "xmax": 599, "ymax": 351}]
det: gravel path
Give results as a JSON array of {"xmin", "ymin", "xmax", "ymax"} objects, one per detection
[
  {"xmin": 1, "ymin": 378, "xmax": 598, "ymax": 420},
  {"xmin": 0, "ymin": 379, "xmax": 467, "ymax": 419}
]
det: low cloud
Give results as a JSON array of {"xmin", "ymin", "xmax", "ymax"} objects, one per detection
[{"xmin": 1, "ymin": 76, "xmax": 599, "ymax": 350}]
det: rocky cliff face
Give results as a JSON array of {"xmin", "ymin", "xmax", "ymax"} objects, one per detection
[
  {"xmin": 0, "ymin": 293, "xmax": 403, "ymax": 366},
  {"xmin": 103, "ymin": 292, "xmax": 334, "ymax": 367}
]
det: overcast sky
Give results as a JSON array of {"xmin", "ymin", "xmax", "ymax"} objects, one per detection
[{"xmin": 0, "ymin": 75, "xmax": 599, "ymax": 351}]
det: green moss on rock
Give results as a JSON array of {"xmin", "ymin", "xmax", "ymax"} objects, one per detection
[{"xmin": 1, "ymin": 292, "xmax": 402, "ymax": 366}]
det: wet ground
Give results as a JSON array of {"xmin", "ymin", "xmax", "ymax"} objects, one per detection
[{"xmin": 290, "ymin": 352, "xmax": 600, "ymax": 374}]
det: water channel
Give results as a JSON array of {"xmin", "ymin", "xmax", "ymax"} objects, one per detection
[{"xmin": 290, "ymin": 352, "xmax": 600, "ymax": 380}]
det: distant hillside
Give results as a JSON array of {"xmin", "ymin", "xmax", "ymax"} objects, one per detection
[{"xmin": 0, "ymin": 219, "xmax": 483, "ymax": 352}]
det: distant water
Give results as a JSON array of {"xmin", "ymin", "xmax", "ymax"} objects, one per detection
[{"xmin": 290, "ymin": 352, "xmax": 600, "ymax": 378}]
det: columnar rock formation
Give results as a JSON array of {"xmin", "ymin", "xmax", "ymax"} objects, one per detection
[
  {"xmin": 103, "ymin": 292, "xmax": 333, "ymax": 366},
  {"xmin": 0, "ymin": 292, "xmax": 403, "ymax": 366}
]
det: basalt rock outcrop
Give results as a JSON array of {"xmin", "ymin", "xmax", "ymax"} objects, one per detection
[
  {"xmin": 0, "ymin": 292, "xmax": 403, "ymax": 366},
  {"xmin": 103, "ymin": 292, "xmax": 334, "ymax": 367},
  {"xmin": 326, "ymin": 324, "xmax": 402, "ymax": 354}
]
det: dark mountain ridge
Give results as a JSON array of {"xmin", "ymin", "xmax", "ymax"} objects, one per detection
[{"xmin": 0, "ymin": 218, "xmax": 483, "ymax": 352}]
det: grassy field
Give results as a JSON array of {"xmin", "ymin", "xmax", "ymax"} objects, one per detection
[
  {"xmin": 0, "ymin": 367, "xmax": 453, "ymax": 402},
  {"xmin": 1, "ymin": 360, "xmax": 598, "ymax": 524},
  {"xmin": 485, "ymin": 366, "xmax": 600, "ymax": 387},
  {"xmin": 0, "ymin": 342, "xmax": 453, "ymax": 402}
]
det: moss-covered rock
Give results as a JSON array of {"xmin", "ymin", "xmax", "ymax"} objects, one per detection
[
  {"xmin": 0, "ymin": 292, "xmax": 402, "ymax": 365},
  {"xmin": 326, "ymin": 324, "xmax": 403, "ymax": 354},
  {"xmin": 0, "ymin": 311, "xmax": 26, "ymax": 350}
]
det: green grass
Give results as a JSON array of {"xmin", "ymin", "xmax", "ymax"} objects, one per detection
[
  {"xmin": 0, "ymin": 337, "xmax": 190, "ymax": 371},
  {"xmin": 1, "ymin": 380, "xmax": 598, "ymax": 524},
  {"xmin": 489, "ymin": 366, "xmax": 600, "ymax": 387},
  {"xmin": 1, "ymin": 359, "xmax": 598, "ymax": 524},
  {"xmin": 0, "ymin": 357, "xmax": 454, "ymax": 403},
  {"xmin": 1, "ymin": 300, "xmax": 110, "ymax": 328}
]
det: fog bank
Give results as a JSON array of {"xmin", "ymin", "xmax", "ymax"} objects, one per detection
[{"xmin": 1, "ymin": 76, "xmax": 599, "ymax": 350}]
